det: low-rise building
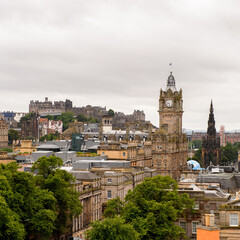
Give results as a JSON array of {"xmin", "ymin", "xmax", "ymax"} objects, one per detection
[{"xmin": 177, "ymin": 183, "xmax": 230, "ymax": 239}]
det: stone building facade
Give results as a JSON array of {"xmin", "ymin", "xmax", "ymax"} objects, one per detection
[
  {"xmin": 0, "ymin": 119, "xmax": 8, "ymax": 148},
  {"xmin": 21, "ymin": 113, "xmax": 38, "ymax": 139},
  {"xmin": 201, "ymin": 101, "xmax": 221, "ymax": 168},
  {"xmin": 152, "ymin": 72, "xmax": 188, "ymax": 179},
  {"xmin": 70, "ymin": 171, "xmax": 102, "ymax": 239},
  {"xmin": 29, "ymin": 97, "xmax": 72, "ymax": 115}
]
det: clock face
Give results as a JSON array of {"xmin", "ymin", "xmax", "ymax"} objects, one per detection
[{"xmin": 166, "ymin": 100, "xmax": 173, "ymax": 107}]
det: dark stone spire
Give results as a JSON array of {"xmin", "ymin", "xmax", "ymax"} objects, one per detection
[
  {"xmin": 202, "ymin": 100, "xmax": 221, "ymax": 167},
  {"xmin": 207, "ymin": 100, "xmax": 216, "ymax": 139}
]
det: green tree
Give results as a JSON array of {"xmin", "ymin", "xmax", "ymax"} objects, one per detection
[
  {"xmin": 56, "ymin": 112, "xmax": 75, "ymax": 131},
  {"xmin": 193, "ymin": 147, "xmax": 202, "ymax": 163},
  {"xmin": 221, "ymin": 142, "xmax": 238, "ymax": 165},
  {"xmin": 31, "ymin": 155, "xmax": 63, "ymax": 179},
  {"xmin": 0, "ymin": 158, "xmax": 82, "ymax": 240},
  {"xmin": 8, "ymin": 129, "xmax": 20, "ymax": 144},
  {"xmin": 77, "ymin": 114, "xmax": 88, "ymax": 122},
  {"xmin": 103, "ymin": 197, "xmax": 124, "ymax": 218},
  {"xmin": 32, "ymin": 156, "xmax": 82, "ymax": 239},
  {"xmin": 0, "ymin": 196, "xmax": 25, "ymax": 240},
  {"xmin": 93, "ymin": 176, "xmax": 194, "ymax": 240},
  {"xmin": 121, "ymin": 176, "xmax": 193, "ymax": 240},
  {"xmin": 86, "ymin": 217, "xmax": 139, "ymax": 240},
  {"xmin": 0, "ymin": 163, "xmax": 57, "ymax": 240},
  {"xmin": 19, "ymin": 113, "xmax": 34, "ymax": 125},
  {"xmin": 188, "ymin": 140, "xmax": 202, "ymax": 149},
  {"xmin": 45, "ymin": 115, "xmax": 54, "ymax": 120},
  {"xmin": 77, "ymin": 114, "xmax": 100, "ymax": 123},
  {"xmin": 108, "ymin": 109, "xmax": 115, "ymax": 117},
  {"xmin": 39, "ymin": 132, "xmax": 59, "ymax": 142}
]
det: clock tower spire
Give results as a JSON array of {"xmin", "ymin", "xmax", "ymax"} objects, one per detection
[
  {"xmin": 152, "ymin": 72, "xmax": 187, "ymax": 179},
  {"xmin": 159, "ymin": 72, "xmax": 183, "ymax": 134}
]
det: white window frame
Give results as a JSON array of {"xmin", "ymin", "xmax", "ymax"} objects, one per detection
[
  {"xmin": 107, "ymin": 190, "xmax": 112, "ymax": 199},
  {"xmin": 230, "ymin": 213, "xmax": 239, "ymax": 226},
  {"xmin": 192, "ymin": 222, "xmax": 198, "ymax": 234}
]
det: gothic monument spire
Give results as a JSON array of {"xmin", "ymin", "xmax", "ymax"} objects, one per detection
[{"xmin": 202, "ymin": 100, "xmax": 221, "ymax": 167}]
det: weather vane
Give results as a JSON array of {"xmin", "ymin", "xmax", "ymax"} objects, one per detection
[{"xmin": 169, "ymin": 62, "xmax": 173, "ymax": 73}]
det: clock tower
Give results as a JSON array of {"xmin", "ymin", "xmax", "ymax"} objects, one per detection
[
  {"xmin": 159, "ymin": 72, "xmax": 183, "ymax": 134},
  {"xmin": 151, "ymin": 72, "xmax": 187, "ymax": 179}
]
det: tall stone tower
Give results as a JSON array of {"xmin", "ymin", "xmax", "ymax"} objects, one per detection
[
  {"xmin": 158, "ymin": 72, "xmax": 183, "ymax": 134},
  {"xmin": 152, "ymin": 72, "xmax": 188, "ymax": 179},
  {"xmin": 201, "ymin": 101, "xmax": 221, "ymax": 167}
]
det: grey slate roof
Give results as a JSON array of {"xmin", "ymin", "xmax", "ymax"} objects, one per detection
[
  {"xmin": 70, "ymin": 171, "xmax": 100, "ymax": 180},
  {"xmin": 72, "ymin": 160, "xmax": 131, "ymax": 170},
  {"xmin": 197, "ymin": 173, "xmax": 240, "ymax": 190},
  {"xmin": 36, "ymin": 143, "xmax": 60, "ymax": 150}
]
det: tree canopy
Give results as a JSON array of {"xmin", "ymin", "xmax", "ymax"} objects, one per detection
[
  {"xmin": 0, "ymin": 156, "xmax": 82, "ymax": 239},
  {"xmin": 87, "ymin": 175, "xmax": 194, "ymax": 240},
  {"xmin": 76, "ymin": 114, "xmax": 99, "ymax": 123},
  {"xmin": 8, "ymin": 129, "xmax": 20, "ymax": 144},
  {"xmin": 19, "ymin": 113, "xmax": 35, "ymax": 125},
  {"xmin": 220, "ymin": 142, "xmax": 238, "ymax": 165},
  {"xmin": 39, "ymin": 132, "xmax": 59, "ymax": 142},
  {"xmin": 56, "ymin": 112, "xmax": 75, "ymax": 131},
  {"xmin": 108, "ymin": 109, "xmax": 114, "ymax": 117},
  {"xmin": 86, "ymin": 217, "xmax": 139, "ymax": 240},
  {"xmin": 188, "ymin": 140, "xmax": 202, "ymax": 150}
]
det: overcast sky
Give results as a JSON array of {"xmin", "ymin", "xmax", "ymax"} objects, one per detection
[{"xmin": 1, "ymin": 0, "xmax": 240, "ymax": 130}]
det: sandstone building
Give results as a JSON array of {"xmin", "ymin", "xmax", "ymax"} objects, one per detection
[
  {"xmin": 151, "ymin": 72, "xmax": 188, "ymax": 179},
  {"xmin": 0, "ymin": 118, "xmax": 8, "ymax": 148}
]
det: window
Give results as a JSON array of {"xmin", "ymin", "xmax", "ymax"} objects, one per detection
[
  {"xmin": 192, "ymin": 222, "xmax": 198, "ymax": 234},
  {"xmin": 179, "ymin": 222, "xmax": 186, "ymax": 232},
  {"xmin": 123, "ymin": 152, "xmax": 126, "ymax": 157},
  {"xmin": 193, "ymin": 203, "xmax": 199, "ymax": 210},
  {"xmin": 102, "ymin": 152, "xmax": 105, "ymax": 156},
  {"xmin": 107, "ymin": 178, "xmax": 112, "ymax": 183},
  {"xmin": 107, "ymin": 190, "xmax": 112, "ymax": 199},
  {"xmin": 230, "ymin": 213, "xmax": 238, "ymax": 226},
  {"xmin": 210, "ymin": 203, "xmax": 216, "ymax": 210}
]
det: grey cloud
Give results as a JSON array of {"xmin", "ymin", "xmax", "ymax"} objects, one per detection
[{"xmin": 1, "ymin": 0, "xmax": 240, "ymax": 130}]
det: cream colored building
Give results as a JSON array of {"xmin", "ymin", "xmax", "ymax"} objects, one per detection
[
  {"xmin": 13, "ymin": 140, "xmax": 36, "ymax": 153},
  {"xmin": 71, "ymin": 171, "xmax": 102, "ymax": 239}
]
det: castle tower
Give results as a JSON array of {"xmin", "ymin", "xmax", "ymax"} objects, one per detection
[
  {"xmin": 151, "ymin": 72, "xmax": 188, "ymax": 179},
  {"xmin": 201, "ymin": 101, "xmax": 221, "ymax": 167}
]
